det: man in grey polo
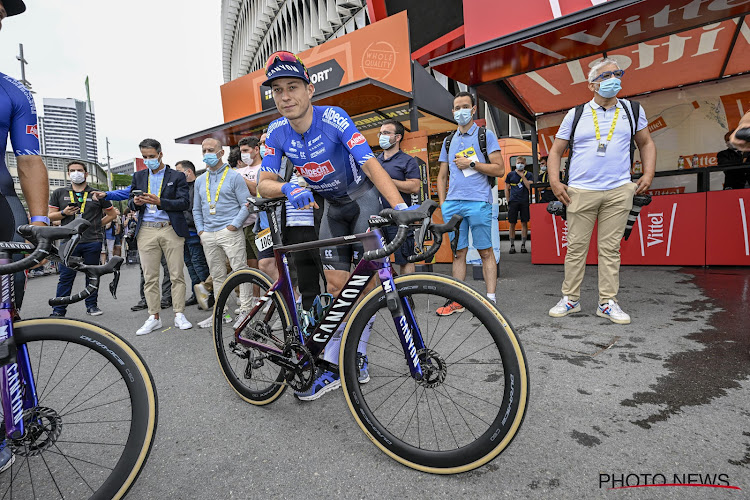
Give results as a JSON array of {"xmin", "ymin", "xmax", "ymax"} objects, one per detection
[{"xmin": 193, "ymin": 137, "xmax": 253, "ymax": 328}]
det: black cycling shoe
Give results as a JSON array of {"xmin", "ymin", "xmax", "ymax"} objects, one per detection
[
  {"xmin": 520, "ymin": 246, "xmax": 528, "ymax": 253},
  {"xmin": 509, "ymin": 246, "xmax": 516, "ymax": 254}
]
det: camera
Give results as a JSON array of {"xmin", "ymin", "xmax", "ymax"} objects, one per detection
[
  {"xmin": 623, "ymin": 194, "xmax": 652, "ymax": 240},
  {"xmin": 546, "ymin": 200, "xmax": 566, "ymax": 220}
]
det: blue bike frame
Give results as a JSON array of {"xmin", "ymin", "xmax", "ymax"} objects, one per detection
[
  {"xmin": 0, "ymin": 256, "xmax": 39, "ymax": 440},
  {"xmin": 233, "ymin": 227, "xmax": 427, "ymax": 380}
]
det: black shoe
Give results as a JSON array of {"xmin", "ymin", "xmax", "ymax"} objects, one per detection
[
  {"xmin": 185, "ymin": 294, "xmax": 198, "ymax": 307},
  {"xmin": 160, "ymin": 299, "xmax": 172, "ymax": 309},
  {"xmin": 49, "ymin": 311, "xmax": 65, "ymax": 318},
  {"xmin": 509, "ymin": 246, "xmax": 516, "ymax": 254},
  {"xmin": 131, "ymin": 300, "xmax": 148, "ymax": 311},
  {"xmin": 86, "ymin": 306, "xmax": 103, "ymax": 316},
  {"xmin": 208, "ymin": 293, "xmax": 215, "ymax": 308},
  {"xmin": 520, "ymin": 246, "xmax": 528, "ymax": 253}
]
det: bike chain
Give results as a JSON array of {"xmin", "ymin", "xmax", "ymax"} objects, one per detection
[{"xmin": 282, "ymin": 340, "xmax": 316, "ymax": 392}]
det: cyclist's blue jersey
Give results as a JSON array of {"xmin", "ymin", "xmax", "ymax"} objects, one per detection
[
  {"xmin": 0, "ymin": 72, "xmax": 40, "ymax": 197},
  {"xmin": 260, "ymin": 105, "xmax": 375, "ymax": 201}
]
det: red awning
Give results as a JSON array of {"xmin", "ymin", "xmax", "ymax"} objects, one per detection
[{"xmin": 431, "ymin": 0, "xmax": 750, "ymax": 117}]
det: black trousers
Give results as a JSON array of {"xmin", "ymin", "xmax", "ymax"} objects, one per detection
[{"xmin": 282, "ymin": 193, "xmax": 325, "ymax": 310}]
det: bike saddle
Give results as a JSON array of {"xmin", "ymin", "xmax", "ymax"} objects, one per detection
[{"xmin": 247, "ymin": 196, "xmax": 287, "ymax": 210}]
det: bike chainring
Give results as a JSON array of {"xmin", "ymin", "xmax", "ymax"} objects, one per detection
[
  {"xmin": 416, "ymin": 348, "xmax": 447, "ymax": 388},
  {"xmin": 10, "ymin": 406, "xmax": 63, "ymax": 456},
  {"xmin": 282, "ymin": 341, "xmax": 315, "ymax": 392}
]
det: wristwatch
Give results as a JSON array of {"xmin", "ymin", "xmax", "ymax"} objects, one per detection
[{"xmin": 469, "ymin": 161, "xmax": 476, "ymax": 169}]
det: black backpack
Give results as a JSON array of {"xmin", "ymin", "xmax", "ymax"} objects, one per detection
[
  {"xmin": 564, "ymin": 99, "xmax": 641, "ymax": 183},
  {"xmin": 444, "ymin": 126, "xmax": 497, "ymax": 187}
]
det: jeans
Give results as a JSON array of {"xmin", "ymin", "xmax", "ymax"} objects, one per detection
[
  {"xmin": 52, "ymin": 241, "xmax": 102, "ymax": 315},
  {"xmin": 184, "ymin": 234, "xmax": 209, "ymax": 289}
]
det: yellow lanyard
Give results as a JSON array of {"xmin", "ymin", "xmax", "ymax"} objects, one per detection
[
  {"xmin": 148, "ymin": 171, "xmax": 164, "ymax": 197},
  {"xmin": 206, "ymin": 165, "xmax": 229, "ymax": 208},
  {"xmin": 69, "ymin": 190, "xmax": 88, "ymax": 213},
  {"xmin": 592, "ymin": 106, "xmax": 620, "ymax": 144}
]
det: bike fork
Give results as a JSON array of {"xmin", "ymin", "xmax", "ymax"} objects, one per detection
[{"xmin": 377, "ymin": 269, "xmax": 425, "ymax": 380}]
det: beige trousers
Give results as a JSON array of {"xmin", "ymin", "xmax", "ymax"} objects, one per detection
[
  {"xmin": 199, "ymin": 228, "xmax": 252, "ymax": 310},
  {"xmin": 137, "ymin": 225, "xmax": 186, "ymax": 315},
  {"xmin": 562, "ymin": 182, "xmax": 636, "ymax": 304}
]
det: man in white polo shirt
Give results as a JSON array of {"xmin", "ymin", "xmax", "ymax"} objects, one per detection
[{"xmin": 546, "ymin": 58, "xmax": 656, "ymax": 324}]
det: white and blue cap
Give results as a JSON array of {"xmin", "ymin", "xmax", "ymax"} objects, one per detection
[{"xmin": 263, "ymin": 51, "xmax": 311, "ymax": 87}]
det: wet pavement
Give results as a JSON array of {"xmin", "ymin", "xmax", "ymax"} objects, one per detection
[{"xmin": 15, "ymin": 243, "xmax": 750, "ymax": 499}]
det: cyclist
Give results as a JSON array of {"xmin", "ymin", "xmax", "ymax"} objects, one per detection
[
  {"xmin": 257, "ymin": 51, "xmax": 410, "ymax": 401},
  {"xmin": 1, "ymin": 0, "xmax": 51, "ymax": 472}
]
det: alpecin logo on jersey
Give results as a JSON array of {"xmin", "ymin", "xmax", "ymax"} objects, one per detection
[
  {"xmin": 297, "ymin": 160, "xmax": 334, "ymax": 182},
  {"xmin": 265, "ymin": 146, "xmax": 276, "ymax": 156},
  {"xmin": 347, "ymin": 132, "xmax": 366, "ymax": 149},
  {"xmin": 26, "ymin": 124, "xmax": 39, "ymax": 139}
]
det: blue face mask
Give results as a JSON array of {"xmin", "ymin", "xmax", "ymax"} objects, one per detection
[
  {"xmin": 454, "ymin": 108, "xmax": 473, "ymax": 126},
  {"xmin": 259, "ymin": 145, "xmax": 266, "ymax": 158},
  {"xmin": 144, "ymin": 158, "xmax": 160, "ymax": 171},
  {"xmin": 379, "ymin": 134, "xmax": 394, "ymax": 150},
  {"xmin": 203, "ymin": 153, "xmax": 220, "ymax": 168},
  {"xmin": 597, "ymin": 77, "xmax": 622, "ymax": 98}
]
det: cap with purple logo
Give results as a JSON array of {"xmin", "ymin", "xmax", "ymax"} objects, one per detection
[{"xmin": 263, "ymin": 51, "xmax": 311, "ymax": 87}]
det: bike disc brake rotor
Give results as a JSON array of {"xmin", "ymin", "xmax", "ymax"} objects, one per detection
[
  {"xmin": 10, "ymin": 406, "xmax": 63, "ymax": 456},
  {"xmin": 416, "ymin": 348, "xmax": 447, "ymax": 388}
]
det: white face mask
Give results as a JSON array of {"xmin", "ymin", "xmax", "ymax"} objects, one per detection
[
  {"xmin": 516, "ymin": 163, "xmax": 525, "ymax": 170},
  {"xmin": 69, "ymin": 171, "xmax": 85, "ymax": 184},
  {"xmin": 540, "ymin": 166, "xmax": 547, "ymax": 172},
  {"xmin": 241, "ymin": 152, "xmax": 253, "ymax": 165}
]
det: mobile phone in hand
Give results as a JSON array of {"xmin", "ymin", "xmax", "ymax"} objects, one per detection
[{"xmin": 132, "ymin": 190, "xmax": 143, "ymax": 197}]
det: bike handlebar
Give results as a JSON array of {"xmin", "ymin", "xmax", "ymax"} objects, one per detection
[
  {"xmin": 48, "ymin": 257, "xmax": 124, "ymax": 306},
  {"xmin": 0, "ymin": 219, "xmax": 122, "ymax": 306},
  {"xmin": 363, "ymin": 200, "xmax": 462, "ymax": 262}
]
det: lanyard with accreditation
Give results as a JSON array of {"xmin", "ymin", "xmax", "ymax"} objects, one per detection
[
  {"xmin": 69, "ymin": 190, "xmax": 88, "ymax": 218},
  {"xmin": 206, "ymin": 165, "xmax": 229, "ymax": 215},
  {"xmin": 147, "ymin": 170, "xmax": 165, "ymax": 214},
  {"xmin": 591, "ymin": 106, "xmax": 620, "ymax": 157}
]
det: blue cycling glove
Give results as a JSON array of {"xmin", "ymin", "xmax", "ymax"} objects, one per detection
[
  {"xmin": 394, "ymin": 203, "xmax": 419, "ymax": 211},
  {"xmin": 282, "ymin": 183, "xmax": 314, "ymax": 209}
]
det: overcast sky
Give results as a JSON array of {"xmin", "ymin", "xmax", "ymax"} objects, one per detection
[{"xmin": 1, "ymin": 0, "xmax": 225, "ymax": 169}]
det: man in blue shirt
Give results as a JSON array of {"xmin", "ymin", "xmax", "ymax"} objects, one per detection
[
  {"xmin": 504, "ymin": 157, "xmax": 532, "ymax": 254},
  {"xmin": 436, "ymin": 91, "xmax": 505, "ymax": 315},
  {"xmin": 128, "ymin": 138, "xmax": 192, "ymax": 335},
  {"xmin": 377, "ymin": 119, "xmax": 421, "ymax": 274}
]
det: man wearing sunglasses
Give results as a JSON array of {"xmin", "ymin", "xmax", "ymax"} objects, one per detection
[
  {"xmin": 546, "ymin": 58, "xmax": 656, "ymax": 325},
  {"xmin": 257, "ymin": 51, "xmax": 407, "ymax": 401}
]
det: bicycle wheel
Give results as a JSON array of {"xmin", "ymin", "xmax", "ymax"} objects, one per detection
[
  {"xmin": 340, "ymin": 274, "xmax": 528, "ymax": 473},
  {"xmin": 213, "ymin": 269, "xmax": 293, "ymax": 405},
  {"xmin": 1, "ymin": 318, "xmax": 158, "ymax": 499}
]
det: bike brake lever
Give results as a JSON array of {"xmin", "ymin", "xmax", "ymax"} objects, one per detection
[{"xmin": 109, "ymin": 270, "xmax": 120, "ymax": 299}]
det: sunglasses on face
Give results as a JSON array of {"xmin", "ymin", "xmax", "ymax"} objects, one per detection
[{"xmin": 592, "ymin": 69, "xmax": 625, "ymax": 82}]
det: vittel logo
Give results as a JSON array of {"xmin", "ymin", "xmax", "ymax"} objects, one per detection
[
  {"xmin": 647, "ymin": 212, "xmax": 665, "ymax": 247},
  {"xmin": 322, "ymin": 107, "xmax": 350, "ymax": 133}
]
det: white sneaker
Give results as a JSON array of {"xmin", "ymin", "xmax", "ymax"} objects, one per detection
[
  {"xmin": 198, "ymin": 316, "xmax": 213, "ymax": 329},
  {"xmin": 136, "ymin": 315, "xmax": 162, "ymax": 335},
  {"xmin": 174, "ymin": 313, "xmax": 193, "ymax": 330},
  {"xmin": 233, "ymin": 310, "xmax": 250, "ymax": 330},
  {"xmin": 549, "ymin": 296, "xmax": 581, "ymax": 317},
  {"xmin": 597, "ymin": 300, "xmax": 631, "ymax": 324}
]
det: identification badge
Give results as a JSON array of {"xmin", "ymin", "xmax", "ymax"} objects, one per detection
[
  {"xmin": 597, "ymin": 142, "xmax": 608, "ymax": 156},
  {"xmin": 209, "ymin": 204, "xmax": 216, "ymax": 215},
  {"xmin": 147, "ymin": 204, "xmax": 156, "ymax": 214},
  {"xmin": 255, "ymin": 228, "xmax": 273, "ymax": 252}
]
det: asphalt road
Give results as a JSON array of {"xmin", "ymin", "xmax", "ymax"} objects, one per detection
[{"xmin": 16, "ymin": 244, "xmax": 750, "ymax": 499}]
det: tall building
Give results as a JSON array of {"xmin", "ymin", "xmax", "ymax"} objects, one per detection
[{"xmin": 40, "ymin": 98, "xmax": 98, "ymax": 162}]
